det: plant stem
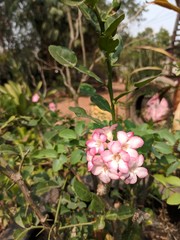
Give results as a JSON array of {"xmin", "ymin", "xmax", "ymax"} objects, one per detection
[
  {"xmin": 59, "ymin": 220, "xmax": 96, "ymax": 231},
  {"xmin": 106, "ymin": 54, "xmax": 116, "ymax": 122},
  {"xmin": 0, "ymin": 162, "xmax": 58, "ymax": 239},
  {"xmin": 93, "ymin": 6, "xmax": 116, "ymax": 122}
]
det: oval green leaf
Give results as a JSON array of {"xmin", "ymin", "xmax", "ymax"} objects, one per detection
[
  {"xmin": 89, "ymin": 194, "xmax": 105, "ymax": 212},
  {"xmin": 91, "ymin": 94, "xmax": 111, "ymax": 113},
  {"xmin": 72, "ymin": 178, "xmax": 92, "ymax": 202},
  {"xmin": 75, "ymin": 65, "xmax": 102, "ymax": 83},
  {"xmin": 59, "ymin": 129, "xmax": 77, "ymax": 139},
  {"xmin": 167, "ymin": 193, "xmax": 180, "ymax": 205},
  {"xmin": 69, "ymin": 106, "xmax": 88, "ymax": 117},
  {"xmin": 134, "ymin": 75, "xmax": 158, "ymax": 88},
  {"xmin": 48, "ymin": 45, "xmax": 77, "ymax": 67},
  {"xmin": 166, "ymin": 176, "xmax": 180, "ymax": 187},
  {"xmin": 70, "ymin": 149, "xmax": 84, "ymax": 165}
]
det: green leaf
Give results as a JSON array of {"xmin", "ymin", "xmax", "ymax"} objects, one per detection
[
  {"xmin": 14, "ymin": 213, "xmax": 25, "ymax": 228},
  {"xmin": 48, "ymin": 45, "xmax": 77, "ymax": 67},
  {"xmin": 69, "ymin": 106, "xmax": 102, "ymax": 124},
  {"xmin": 104, "ymin": 13, "xmax": 125, "ymax": 37},
  {"xmin": 22, "ymin": 166, "xmax": 34, "ymax": 179},
  {"xmin": 114, "ymin": 89, "xmax": 134, "ymax": 102},
  {"xmin": 53, "ymin": 154, "xmax": 67, "ymax": 172},
  {"xmin": 75, "ymin": 65, "xmax": 102, "ymax": 83},
  {"xmin": 72, "ymin": 178, "xmax": 92, "ymax": 202},
  {"xmin": 157, "ymin": 129, "xmax": 176, "ymax": 146},
  {"xmin": 93, "ymin": 216, "xmax": 105, "ymax": 230},
  {"xmin": 106, "ymin": 206, "xmax": 134, "ymax": 221},
  {"xmin": 110, "ymin": 34, "xmax": 123, "ymax": 64},
  {"xmin": 79, "ymin": 3, "xmax": 100, "ymax": 32},
  {"xmin": 134, "ymin": 76, "xmax": 157, "ymax": 88},
  {"xmin": 153, "ymin": 174, "xmax": 167, "ymax": 186},
  {"xmin": 117, "ymin": 206, "xmax": 134, "ymax": 220},
  {"xmin": 112, "ymin": 0, "xmax": 121, "ymax": 11},
  {"xmin": 67, "ymin": 201, "xmax": 78, "ymax": 209},
  {"xmin": 59, "ymin": 129, "xmax": 77, "ymax": 139},
  {"xmin": 99, "ymin": 35, "xmax": 119, "ymax": 53},
  {"xmin": 89, "ymin": 194, "xmax": 105, "ymax": 212},
  {"xmin": 70, "ymin": 149, "xmax": 84, "ymax": 165},
  {"xmin": 162, "ymin": 188, "xmax": 170, "ymax": 200},
  {"xmin": 91, "ymin": 94, "xmax": 111, "ymax": 113},
  {"xmin": 32, "ymin": 149, "xmax": 58, "ymax": 159},
  {"xmin": 166, "ymin": 161, "xmax": 180, "ymax": 176},
  {"xmin": 69, "ymin": 106, "xmax": 88, "ymax": 117},
  {"xmin": 167, "ymin": 193, "xmax": 180, "ymax": 205},
  {"xmin": 14, "ymin": 228, "xmax": 27, "ymax": 240},
  {"xmin": 85, "ymin": 0, "xmax": 98, "ymax": 7},
  {"xmin": 0, "ymin": 144, "xmax": 18, "ymax": 155},
  {"xmin": 75, "ymin": 121, "xmax": 85, "ymax": 136},
  {"xmin": 166, "ymin": 176, "xmax": 180, "ymax": 187},
  {"xmin": 55, "ymin": 144, "xmax": 67, "ymax": 154},
  {"xmin": 153, "ymin": 142, "xmax": 172, "ymax": 154},
  {"xmin": 79, "ymin": 83, "xmax": 96, "ymax": 96},
  {"xmin": 61, "ymin": 0, "xmax": 85, "ymax": 6},
  {"xmin": 34, "ymin": 181, "xmax": 59, "ymax": 195},
  {"xmin": 0, "ymin": 115, "xmax": 16, "ymax": 130}
]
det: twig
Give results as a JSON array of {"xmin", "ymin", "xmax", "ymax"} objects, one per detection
[{"xmin": 0, "ymin": 160, "xmax": 61, "ymax": 239}]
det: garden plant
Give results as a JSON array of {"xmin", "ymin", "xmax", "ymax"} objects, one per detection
[{"xmin": 0, "ymin": 0, "xmax": 180, "ymax": 240}]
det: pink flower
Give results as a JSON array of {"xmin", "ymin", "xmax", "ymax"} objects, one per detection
[
  {"xmin": 86, "ymin": 129, "xmax": 107, "ymax": 154},
  {"xmin": 144, "ymin": 93, "xmax": 169, "ymax": 122},
  {"xmin": 32, "ymin": 93, "xmax": 40, "ymax": 103},
  {"xmin": 117, "ymin": 131, "xmax": 144, "ymax": 158},
  {"xmin": 102, "ymin": 124, "xmax": 118, "ymax": 141},
  {"xmin": 101, "ymin": 141, "xmax": 130, "ymax": 174},
  {"xmin": 86, "ymin": 149, "xmax": 96, "ymax": 171},
  {"xmin": 49, "ymin": 102, "xmax": 56, "ymax": 112},
  {"xmin": 124, "ymin": 154, "xmax": 148, "ymax": 184},
  {"xmin": 91, "ymin": 155, "xmax": 119, "ymax": 183}
]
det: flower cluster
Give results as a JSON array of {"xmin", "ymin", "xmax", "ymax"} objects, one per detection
[{"xmin": 86, "ymin": 124, "xmax": 148, "ymax": 184}]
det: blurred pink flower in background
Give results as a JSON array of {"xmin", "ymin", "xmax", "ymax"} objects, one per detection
[
  {"xmin": 144, "ymin": 93, "xmax": 169, "ymax": 122},
  {"xmin": 48, "ymin": 102, "xmax": 57, "ymax": 112},
  {"xmin": 86, "ymin": 126, "xmax": 148, "ymax": 184},
  {"xmin": 32, "ymin": 93, "xmax": 40, "ymax": 103}
]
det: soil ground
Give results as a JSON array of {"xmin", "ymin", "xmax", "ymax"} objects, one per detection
[{"xmin": 56, "ymin": 82, "xmax": 127, "ymax": 120}]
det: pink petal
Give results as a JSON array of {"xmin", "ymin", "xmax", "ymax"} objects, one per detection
[
  {"xmin": 120, "ymin": 150, "xmax": 130, "ymax": 162},
  {"xmin": 127, "ymin": 132, "xmax": 134, "ymax": 138},
  {"xmin": 118, "ymin": 160, "xmax": 129, "ymax": 174},
  {"xmin": 128, "ymin": 136, "xmax": 144, "ymax": 149},
  {"xmin": 99, "ymin": 172, "xmax": 111, "ymax": 183},
  {"xmin": 109, "ymin": 141, "xmax": 121, "ymax": 154},
  {"xmin": 108, "ymin": 171, "xmax": 119, "ymax": 180},
  {"xmin": 135, "ymin": 167, "xmax": 148, "ymax": 178},
  {"xmin": 92, "ymin": 155, "xmax": 104, "ymax": 165},
  {"xmin": 101, "ymin": 150, "xmax": 113, "ymax": 162},
  {"xmin": 160, "ymin": 98, "xmax": 168, "ymax": 108},
  {"xmin": 137, "ymin": 154, "xmax": 144, "ymax": 167},
  {"xmin": 88, "ymin": 161, "xmax": 93, "ymax": 171},
  {"xmin": 126, "ymin": 148, "xmax": 138, "ymax": 158},
  {"xmin": 117, "ymin": 131, "xmax": 128, "ymax": 145},
  {"xmin": 125, "ymin": 173, "xmax": 137, "ymax": 184},
  {"xmin": 91, "ymin": 166, "xmax": 103, "ymax": 175},
  {"xmin": 108, "ymin": 160, "xmax": 119, "ymax": 171}
]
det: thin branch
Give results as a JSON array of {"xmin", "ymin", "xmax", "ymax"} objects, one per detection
[
  {"xmin": 78, "ymin": 9, "xmax": 86, "ymax": 66},
  {"xmin": 0, "ymin": 160, "xmax": 59, "ymax": 239}
]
